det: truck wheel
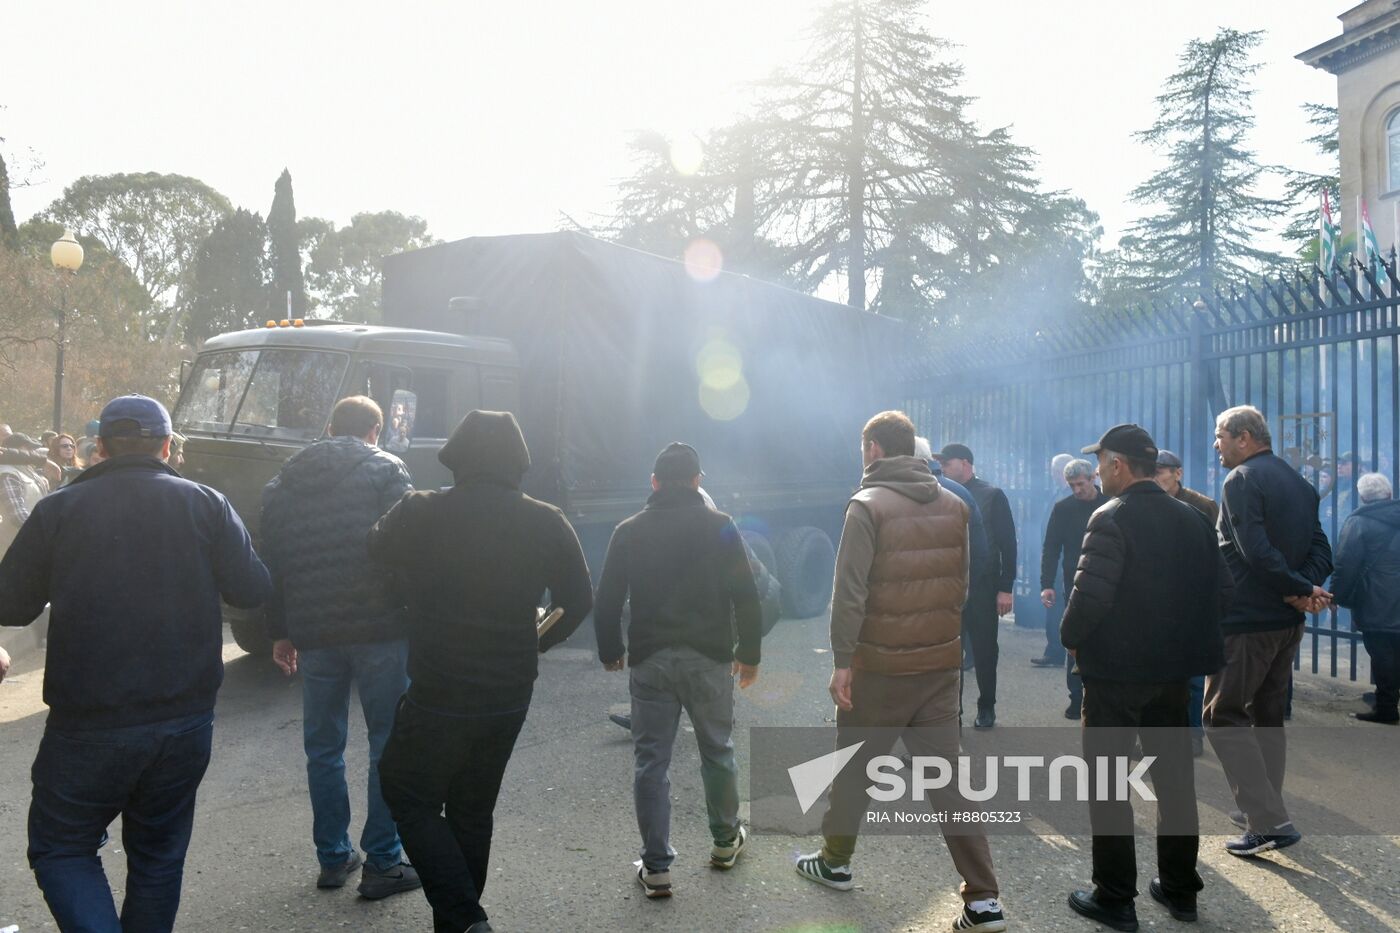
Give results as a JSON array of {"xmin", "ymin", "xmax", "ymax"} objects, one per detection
[
  {"xmin": 229, "ymin": 615, "xmax": 272, "ymax": 658},
  {"xmin": 740, "ymin": 530, "xmax": 776, "ymax": 577},
  {"xmin": 776, "ymin": 526, "xmax": 836, "ymax": 620}
]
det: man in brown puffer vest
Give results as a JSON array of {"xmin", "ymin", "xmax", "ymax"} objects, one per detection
[{"xmin": 795, "ymin": 411, "xmax": 1007, "ymax": 933}]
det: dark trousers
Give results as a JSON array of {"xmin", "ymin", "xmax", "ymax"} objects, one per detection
[
  {"xmin": 1043, "ymin": 571, "xmax": 1066, "ymax": 662},
  {"xmin": 1062, "ymin": 589, "xmax": 1082, "ymax": 708},
  {"xmin": 1362, "ymin": 631, "xmax": 1400, "ymax": 716},
  {"xmin": 379, "ymin": 697, "xmax": 529, "ymax": 933},
  {"xmin": 1203, "ymin": 624, "xmax": 1301, "ymax": 832},
  {"xmin": 28, "ymin": 711, "xmax": 214, "ymax": 933},
  {"xmin": 1081, "ymin": 679, "xmax": 1201, "ymax": 906},
  {"xmin": 962, "ymin": 586, "xmax": 999, "ymax": 712}
]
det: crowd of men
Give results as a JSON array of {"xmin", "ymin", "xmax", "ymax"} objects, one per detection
[{"xmin": 1, "ymin": 393, "xmax": 1397, "ymax": 933}]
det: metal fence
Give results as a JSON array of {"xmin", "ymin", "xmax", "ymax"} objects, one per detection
[{"xmin": 908, "ymin": 254, "xmax": 1400, "ymax": 680}]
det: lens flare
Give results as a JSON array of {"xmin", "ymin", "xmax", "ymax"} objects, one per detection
[
  {"xmin": 696, "ymin": 338, "xmax": 743, "ymax": 390},
  {"xmin": 683, "ymin": 238, "xmax": 723, "ymax": 282},
  {"xmin": 700, "ymin": 375, "xmax": 750, "ymax": 421},
  {"xmin": 669, "ymin": 134, "xmax": 704, "ymax": 175}
]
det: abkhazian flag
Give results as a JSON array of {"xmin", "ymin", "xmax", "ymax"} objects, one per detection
[
  {"xmin": 1319, "ymin": 188, "xmax": 1338, "ymax": 272},
  {"xmin": 1361, "ymin": 200, "xmax": 1383, "ymax": 278}
]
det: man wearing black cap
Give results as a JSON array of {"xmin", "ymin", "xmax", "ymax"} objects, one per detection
[
  {"xmin": 0, "ymin": 395, "xmax": 271, "ymax": 932},
  {"xmin": 936, "ymin": 442, "xmax": 1017, "ymax": 729},
  {"xmin": 1153, "ymin": 450, "xmax": 1219, "ymax": 526},
  {"xmin": 594, "ymin": 442, "xmax": 762, "ymax": 899},
  {"xmin": 1061, "ymin": 424, "xmax": 1229, "ymax": 931},
  {"xmin": 369, "ymin": 410, "xmax": 593, "ymax": 933}
]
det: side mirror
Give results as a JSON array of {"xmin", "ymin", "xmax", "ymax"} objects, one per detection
[
  {"xmin": 384, "ymin": 389, "xmax": 417, "ymax": 454},
  {"xmin": 179, "ymin": 359, "xmax": 192, "ymax": 389}
]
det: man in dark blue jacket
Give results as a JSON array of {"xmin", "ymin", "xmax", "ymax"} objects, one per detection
[
  {"xmin": 1331, "ymin": 472, "xmax": 1400, "ymax": 724},
  {"xmin": 261, "ymin": 395, "xmax": 420, "ymax": 898},
  {"xmin": 0, "ymin": 395, "xmax": 269, "ymax": 933},
  {"xmin": 1207, "ymin": 405, "xmax": 1333, "ymax": 859}
]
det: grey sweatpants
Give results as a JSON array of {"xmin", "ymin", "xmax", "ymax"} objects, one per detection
[{"xmin": 629, "ymin": 646, "xmax": 741, "ymax": 871}]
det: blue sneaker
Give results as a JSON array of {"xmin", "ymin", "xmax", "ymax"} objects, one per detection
[{"xmin": 1225, "ymin": 825, "xmax": 1302, "ymax": 857}]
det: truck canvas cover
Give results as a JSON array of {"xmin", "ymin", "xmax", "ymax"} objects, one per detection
[{"xmin": 382, "ymin": 232, "xmax": 906, "ymax": 508}]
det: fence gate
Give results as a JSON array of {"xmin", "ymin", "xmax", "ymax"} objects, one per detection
[{"xmin": 908, "ymin": 257, "xmax": 1400, "ymax": 681}]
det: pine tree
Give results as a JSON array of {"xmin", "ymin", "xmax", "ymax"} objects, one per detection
[
  {"xmin": 749, "ymin": 0, "xmax": 1064, "ymax": 314},
  {"xmin": 267, "ymin": 168, "xmax": 306, "ymax": 318},
  {"xmin": 1280, "ymin": 103, "xmax": 1342, "ymax": 260},
  {"xmin": 1123, "ymin": 28, "xmax": 1284, "ymax": 297}
]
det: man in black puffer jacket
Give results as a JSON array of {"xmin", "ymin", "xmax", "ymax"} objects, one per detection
[
  {"xmin": 1061, "ymin": 424, "xmax": 1231, "ymax": 932},
  {"xmin": 261, "ymin": 395, "xmax": 419, "ymax": 899},
  {"xmin": 369, "ymin": 410, "xmax": 593, "ymax": 933}
]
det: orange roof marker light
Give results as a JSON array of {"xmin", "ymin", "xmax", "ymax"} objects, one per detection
[
  {"xmin": 279, "ymin": 319, "xmax": 290, "ymax": 327},
  {"xmin": 265, "ymin": 320, "xmax": 277, "ymax": 328},
  {"xmin": 292, "ymin": 319, "xmax": 305, "ymax": 327}
]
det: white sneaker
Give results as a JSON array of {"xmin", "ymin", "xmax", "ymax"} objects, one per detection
[
  {"xmin": 636, "ymin": 864, "xmax": 672, "ymax": 898},
  {"xmin": 710, "ymin": 824, "xmax": 748, "ymax": 869}
]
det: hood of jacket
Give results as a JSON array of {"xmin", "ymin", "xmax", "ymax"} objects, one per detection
[
  {"xmin": 1354, "ymin": 497, "xmax": 1400, "ymax": 530},
  {"xmin": 276, "ymin": 436, "xmax": 381, "ymax": 495},
  {"xmin": 859, "ymin": 455, "xmax": 942, "ymax": 504},
  {"xmin": 438, "ymin": 410, "xmax": 531, "ymax": 486}
]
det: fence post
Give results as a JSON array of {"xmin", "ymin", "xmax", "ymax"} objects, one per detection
[{"xmin": 1187, "ymin": 301, "xmax": 1211, "ymax": 491}]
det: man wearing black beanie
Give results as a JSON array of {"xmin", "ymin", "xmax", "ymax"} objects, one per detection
[{"xmin": 369, "ymin": 410, "xmax": 593, "ymax": 933}]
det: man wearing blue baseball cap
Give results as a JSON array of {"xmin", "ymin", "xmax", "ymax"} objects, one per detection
[{"xmin": 0, "ymin": 394, "xmax": 271, "ymax": 932}]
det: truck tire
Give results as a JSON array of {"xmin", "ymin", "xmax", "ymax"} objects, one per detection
[
  {"xmin": 229, "ymin": 615, "xmax": 272, "ymax": 658},
  {"xmin": 740, "ymin": 530, "xmax": 776, "ymax": 577},
  {"xmin": 776, "ymin": 526, "xmax": 836, "ymax": 620}
]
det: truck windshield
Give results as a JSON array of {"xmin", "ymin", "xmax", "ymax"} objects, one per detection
[{"xmin": 174, "ymin": 348, "xmax": 348, "ymax": 440}]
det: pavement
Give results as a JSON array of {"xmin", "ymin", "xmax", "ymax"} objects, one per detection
[{"xmin": 1, "ymin": 616, "xmax": 1397, "ymax": 932}]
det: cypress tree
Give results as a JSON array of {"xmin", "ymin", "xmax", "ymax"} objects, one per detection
[{"xmin": 267, "ymin": 168, "xmax": 306, "ymax": 317}]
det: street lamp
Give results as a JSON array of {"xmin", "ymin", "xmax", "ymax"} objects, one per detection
[{"xmin": 50, "ymin": 230, "xmax": 84, "ymax": 432}]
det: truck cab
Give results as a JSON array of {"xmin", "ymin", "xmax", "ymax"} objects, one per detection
[{"xmin": 171, "ymin": 319, "xmax": 519, "ymax": 653}]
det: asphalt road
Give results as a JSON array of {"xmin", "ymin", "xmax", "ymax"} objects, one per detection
[{"xmin": 1, "ymin": 617, "xmax": 1397, "ymax": 932}]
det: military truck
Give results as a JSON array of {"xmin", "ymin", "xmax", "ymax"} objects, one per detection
[{"xmin": 172, "ymin": 232, "xmax": 905, "ymax": 655}]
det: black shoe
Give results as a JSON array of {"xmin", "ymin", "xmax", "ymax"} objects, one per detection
[
  {"xmin": 316, "ymin": 851, "xmax": 363, "ymax": 889},
  {"xmin": 974, "ymin": 709, "xmax": 995, "ymax": 730},
  {"xmin": 1064, "ymin": 702, "xmax": 1081, "ymax": 721},
  {"xmin": 1068, "ymin": 890, "xmax": 1138, "ymax": 931},
  {"xmin": 609, "ymin": 713, "xmax": 632, "ymax": 730},
  {"xmin": 1030, "ymin": 655, "xmax": 1061, "ymax": 668},
  {"xmin": 1149, "ymin": 878, "xmax": 1197, "ymax": 922},
  {"xmin": 1355, "ymin": 709, "xmax": 1398, "ymax": 724},
  {"xmin": 357, "ymin": 860, "xmax": 422, "ymax": 899},
  {"xmin": 1225, "ymin": 825, "xmax": 1302, "ymax": 857}
]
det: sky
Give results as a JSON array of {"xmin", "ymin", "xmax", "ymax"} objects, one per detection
[{"xmin": 3, "ymin": 1, "xmax": 1342, "ymax": 255}]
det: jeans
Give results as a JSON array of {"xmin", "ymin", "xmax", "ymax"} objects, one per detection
[
  {"xmin": 1043, "ymin": 569, "xmax": 1066, "ymax": 662},
  {"xmin": 1081, "ymin": 680, "xmax": 1201, "ymax": 906},
  {"xmin": 28, "ymin": 711, "xmax": 214, "ymax": 933},
  {"xmin": 629, "ymin": 646, "xmax": 741, "ymax": 872},
  {"xmin": 299, "ymin": 639, "xmax": 408, "ymax": 871},
  {"xmin": 963, "ymin": 585, "xmax": 999, "ymax": 712},
  {"xmin": 379, "ymin": 696, "xmax": 529, "ymax": 933}
]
